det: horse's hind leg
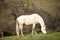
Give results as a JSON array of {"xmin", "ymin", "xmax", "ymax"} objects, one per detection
[{"xmin": 19, "ymin": 24, "xmax": 24, "ymax": 36}]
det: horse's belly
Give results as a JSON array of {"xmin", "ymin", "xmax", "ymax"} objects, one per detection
[
  {"xmin": 25, "ymin": 23, "xmax": 32, "ymax": 25},
  {"xmin": 25, "ymin": 20, "xmax": 33, "ymax": 25}
]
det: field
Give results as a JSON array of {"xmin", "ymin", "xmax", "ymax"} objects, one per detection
[{"xmin": 0, "ymin": 32, "xmax": 60, "ymax": 40}]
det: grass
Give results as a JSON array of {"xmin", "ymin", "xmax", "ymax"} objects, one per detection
[{"xmin": 0, "ymin": 32, "xmax": 60, "ymax": 40}]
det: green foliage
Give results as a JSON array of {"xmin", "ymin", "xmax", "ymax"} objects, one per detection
[
  {"xmin": 0, "ymin": 32, "xmax": 60, "ymax": 40},
  {"xmin": 0, "ymin": 0, "xmax": 60, "ymax": 36}
]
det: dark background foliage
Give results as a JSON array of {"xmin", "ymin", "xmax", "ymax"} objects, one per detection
[{"xmin": 0, "ymin": 0, "xmax": 60, "ymax": 37}]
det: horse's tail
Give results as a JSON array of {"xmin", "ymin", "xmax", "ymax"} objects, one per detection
[{"xmin": 16, "ymin": 20, "xmax": 19, "ymax": 37}]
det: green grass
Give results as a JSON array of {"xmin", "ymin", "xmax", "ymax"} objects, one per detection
[{"xmin": 0, "ymin": 32, "xmax": 60, "ymax": 40}]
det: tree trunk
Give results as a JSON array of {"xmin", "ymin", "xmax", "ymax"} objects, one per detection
[{"xmin": 1, "ymin": 32, "xmax": 3, "ymax": 37}]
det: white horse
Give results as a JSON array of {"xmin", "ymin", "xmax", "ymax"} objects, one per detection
[{"xmin": 16, "ymin": 13, "xmax": 46, "ymax": 37}]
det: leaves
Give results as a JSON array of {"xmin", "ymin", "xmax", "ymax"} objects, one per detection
[{"xmin": 0, "ymin": 0, "xmax": 60, "ymax": 36}]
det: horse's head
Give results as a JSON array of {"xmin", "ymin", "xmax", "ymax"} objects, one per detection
[{"xmin": 41, "ymin": 25, "xmax": 47, "ymax": 34}]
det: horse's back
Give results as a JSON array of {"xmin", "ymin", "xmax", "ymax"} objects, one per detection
[
  {"xmin": 16, "ymin": 13, "xmax": 42, "ymax": 24},
  {"xmin": 17, "ymin": 13, "xmax": 39, "ymax": 20}
]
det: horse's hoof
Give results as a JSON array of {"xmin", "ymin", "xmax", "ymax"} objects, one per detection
[
  {"xmin": 35, "ymin": 33, "xmax": 37, "ymax": 35},
  {"xmin": 22, "ymin": 35, "xmax": 24, "ymax": 37},
  {"xmin": 17, "ymin": 35, "xmax": 19, "ymax": 37}
]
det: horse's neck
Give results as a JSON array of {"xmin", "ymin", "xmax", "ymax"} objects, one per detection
[{"xmin": 39, "ymin": 18, "xmax": 45, "ymax": 28}]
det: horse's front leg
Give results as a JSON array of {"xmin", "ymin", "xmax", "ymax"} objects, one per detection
[
  {"xmin": 34, "ymin": 29, "xmax": 37, "ymax": 35},
  {"xmin": 19, "ymin": 24, "xmax": 24, "ymax": 36},
  {"xmin": 31, "ymin": 24, "xmax": 35, "ymax": 35}
]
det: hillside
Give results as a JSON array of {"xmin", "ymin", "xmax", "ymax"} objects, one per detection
[{"xmin": 0, "ymin": 32, "xmax": 60, "ymax": 40}]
